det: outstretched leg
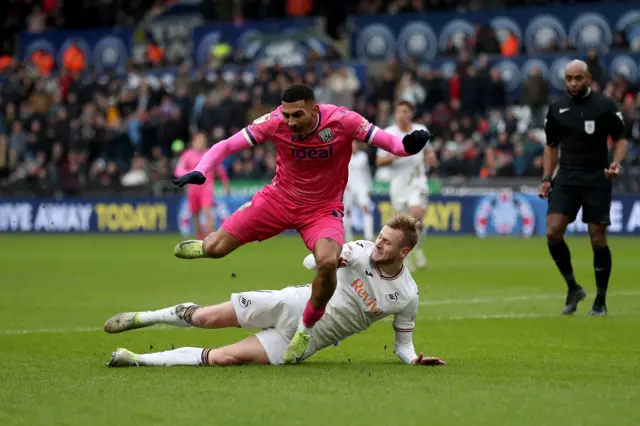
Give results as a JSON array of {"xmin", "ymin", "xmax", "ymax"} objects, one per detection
[
  {"xmin": 103, "ymin": 301, "xmax": 240, "ymax": 333},
  {"xmin": 108, "ymin": 335, "xmax": 270, "ymax": 367},
  {"xmin": 175, "ymin": 188, "xmax": 292, "ymax": 260}
]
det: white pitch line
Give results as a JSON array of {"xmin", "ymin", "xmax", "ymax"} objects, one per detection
[
  {"xmin": 428, "ymin": 311, "xmax": 640, "ymax": 321},
  {"xmin": 0, "ymin": 326, "xmax": 103, "ymax": 335},
  {"xmin": 2, "ymin": 291, "xmax": 640, "ymax": 335},
  {"xmin": 419, "ymin": 290, "xmax": 640, "ymax": 306}
]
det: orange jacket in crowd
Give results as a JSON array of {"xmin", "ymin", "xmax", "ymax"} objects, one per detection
[
  {"xmin": 147, "ymin": 44, "xmax": 164, "ymax": 65},
  {"xmin": 0, "ymin": 55, "xmax": 14, "ymax": 72},
  {"xmin": 31, "ymin": 49, "xmax": 55, "ymax": 76},
  {"xmin": 63, "ymin": 44, "xmax": 86, "ymax": 72},
  {"xmin": 501, "ymin": 33, "xmax": 519, "ymax": 57}
]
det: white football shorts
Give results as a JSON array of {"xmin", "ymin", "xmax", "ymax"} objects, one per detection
[
  {"xmin": 231, "ymin": 284, "xmax": 313, "ymax": 365},
  {"xmin": 391, "ymin": 187, "xmax": 428, "ymax": 213}
]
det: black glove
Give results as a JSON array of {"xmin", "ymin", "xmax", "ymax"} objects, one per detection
[
  {"xmin": 172, "ymin": 171, "xmax": 206, "ymax": 187},
  {"xmin": 402, "ymin": 129, "xmax": 433, "ymax": 155}
]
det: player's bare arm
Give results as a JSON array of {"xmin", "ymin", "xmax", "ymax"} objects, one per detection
[
  {"xmin": 539, "ymin": 145, "xmax": 558, "ymax": 199},
  {"xmin": 605, "ymin": 138, "xmax": 627, "ymax": 179}
]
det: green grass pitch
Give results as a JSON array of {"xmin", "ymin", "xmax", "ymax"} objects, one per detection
[{"xmin": 1, "ymin": 234, "xmax": 639, "ymax": 426}]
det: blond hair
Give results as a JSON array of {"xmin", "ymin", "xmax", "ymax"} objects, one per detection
[{"xmin": 386, "ymin": 215, "xmax": 420, "ymax": 249}]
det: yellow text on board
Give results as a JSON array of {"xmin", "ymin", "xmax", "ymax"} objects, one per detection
[
  {"xmin": 94, "ymin": 203, "xmax": 168, "ymax": 232},
  {"xmin": 378, "ymin": 201, "xmax": 462, "ymax": 231}
]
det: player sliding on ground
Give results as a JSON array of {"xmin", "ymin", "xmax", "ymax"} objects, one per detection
[
  {"xmin": 104, "ymin": 216, "xmax": 445, "ymax": 367},
  {"xmin": 170, "ymin": 84, "xmax": 433, "ymax": 364}
]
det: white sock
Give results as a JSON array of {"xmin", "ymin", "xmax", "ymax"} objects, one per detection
[
  {"xmin": 138, "ymin": 347, "xmax": 205, "ymax": 366},
  {"xmin": 363, "ymin": 211, "xmax": 374, "ymax": 241},
  {"xmin": 344, "ymin": 212, "xmax": 353, "ymax": 242},
  {"xmin": 297, "ymin": 321, "xmax": 313, "ymax": 334},
  {"xmin": 136, "ymin": 304, "xmax": 197, "ymax": 327}
]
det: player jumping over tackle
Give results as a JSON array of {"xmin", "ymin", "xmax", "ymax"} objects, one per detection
[
  {"xmin": 171, "ymin": 84, "xmax": 433, "ymax": 363},
  {"xmin": 104, "ymin": 216, "xmax": 445, "ymax": 368}
]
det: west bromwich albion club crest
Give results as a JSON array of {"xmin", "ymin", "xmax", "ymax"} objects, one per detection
[
  {"xmin": 584, "ymin": 120, "xmax": 595, "ymax": 135},
  {"xmin": 318, "ymin": 128, "xmax": 333, "ymax": 143}
]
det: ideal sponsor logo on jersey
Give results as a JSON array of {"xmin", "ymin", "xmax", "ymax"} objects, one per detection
[
  {"xmin": 290, "ymin": 144, "xmax": 333, "ymax": 160},
  {"xmin": 350, "ymin": 278, "xmax": 385, "ymax": 316}
]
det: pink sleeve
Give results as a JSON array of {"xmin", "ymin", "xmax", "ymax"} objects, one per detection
[
  {"xmin": 241, "ymin": 111, "xmax": 278, "ymax": 146},
  {"xmin": 174, "ymin": 150, "xmax": 192, "ymax": 177},
  {"xmin": 370, "ymin": 127, "xmax": 410, "ymax": 157},
  {"xmin": 194, "ymin": 131, "xmax": 252, "ymax": 175},
  {"xmin": 342, "ymin": 110, "xmax": 409, "ymax": 157},
  {"xmin": 215, "ymin": 164, "xmax": 230, "ymax": 186}
]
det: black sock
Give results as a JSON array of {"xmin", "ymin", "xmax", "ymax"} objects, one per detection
[
  {"xmin": 548, "ymin": 240, "xmax": 578, "ymax": 291},
  {"xmin": 593, "ymin": 245, "xmax": 612, "ymax": 301}
]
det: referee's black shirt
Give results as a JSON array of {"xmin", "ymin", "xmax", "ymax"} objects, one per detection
[{"xmin": 544, "ymin": 91, "xmax": 625, "ymax": 181}]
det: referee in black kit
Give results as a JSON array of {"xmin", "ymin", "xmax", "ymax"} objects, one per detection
[{"xmin": 539, "ymin": 60, "xmax": 627, "ymax": 316}]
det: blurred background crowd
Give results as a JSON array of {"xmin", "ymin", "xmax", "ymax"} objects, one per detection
[{"xmin": 1, "ymin": 0, "xmax": 640, "ymax": 197}]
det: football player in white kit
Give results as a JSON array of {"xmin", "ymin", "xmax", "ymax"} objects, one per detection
[
  {"xmin": 104, "ymin": 216, "xmax": 445, "ymax": 367},
  {"xmin": 377, "ymin": 101, "xmax": 430, "ymax": 271},
  {"xmin": 343, "ymin": 141, "xmax": 374, "ymax": 242}
]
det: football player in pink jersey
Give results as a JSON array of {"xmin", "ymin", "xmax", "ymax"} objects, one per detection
[
  {"xmin": 175, "ymin": 133, "xmax": 231, "ymax": 240},
  {"xmin": 172, "ymin": 84, "xmax": 433, "ymax": 363}
]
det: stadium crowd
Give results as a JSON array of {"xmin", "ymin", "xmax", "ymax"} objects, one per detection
[{"xmin": 1, "ymin": 0, "xmax": 640, "ymax": 195}]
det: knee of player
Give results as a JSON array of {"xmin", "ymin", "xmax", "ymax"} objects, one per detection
[
  {"xmin": 315, "ymin": 253, "xmax": 340, "ymax": 272},
  {"xmin": 545, "ymin": 226, "xmax": 564, "ymax": 244},
  {"xmin": 590, "ymin": 234, "xmax": 607, "ymax": 250}
]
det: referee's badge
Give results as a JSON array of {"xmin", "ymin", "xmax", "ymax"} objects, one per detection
[{"xmin": 584, "ymin": 120, "xmax": 595, "ymax": 135}]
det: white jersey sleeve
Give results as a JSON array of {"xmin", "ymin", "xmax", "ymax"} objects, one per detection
[
  {"xmin": 392, "ymin": 292, "xmax": 419, "ymax": 364},
  {"xmin": 347, "ymin": 151, "xmax": 372, "ymax": 191},
  {"xmin": 392, "ymin": 292, "xmax": 418, "ymax": 332}
]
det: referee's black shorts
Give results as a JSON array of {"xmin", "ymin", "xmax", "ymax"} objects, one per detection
[{"xmin": 547, "ymin": 182, "xmax": 612, "ymax": 226}]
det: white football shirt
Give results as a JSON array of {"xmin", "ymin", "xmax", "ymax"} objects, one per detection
[
  {"xmin": 346, "ymin": 150, "xmax": 372, "ymax": 193},
  {"xmin": 378, "ymin": 123, "xmax": 429, "ymax": 197},
  {"xmin": 303, "ymin": 240, "xmax": 419, "ymax": 352}
]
